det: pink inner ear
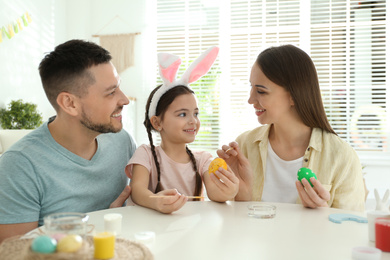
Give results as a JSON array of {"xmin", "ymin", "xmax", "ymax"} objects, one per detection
[
  {"xmin": 160, "ymin": 59, "xmax": 181, "ymax": 83},
  {"xmin": 188, "ymin": 48, "xmax": 219, "ymax": 83}
]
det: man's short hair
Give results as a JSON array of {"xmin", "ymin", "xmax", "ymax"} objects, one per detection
[{"xmin": 39, "ymin": 40, "xmax": 112, "ymax": 110}]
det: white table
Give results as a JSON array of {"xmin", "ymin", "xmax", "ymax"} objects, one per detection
[{"xmin": 86, "ymin": 201, "xmax": 389, "ymax": 260}]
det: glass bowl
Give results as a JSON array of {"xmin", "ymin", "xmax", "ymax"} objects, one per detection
[{"xmin": 247, "ymin": 203, "xmax": 276, "ymax": 219}]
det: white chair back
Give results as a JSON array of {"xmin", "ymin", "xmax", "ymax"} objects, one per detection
[{"xmin": 0, "ymin": 129, "xmax": 33, "ymax": 155}]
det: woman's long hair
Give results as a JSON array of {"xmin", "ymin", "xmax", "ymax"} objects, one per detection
[{"xmin": 257, "ymin": 44, "xmax": 336, "ymax": 135}]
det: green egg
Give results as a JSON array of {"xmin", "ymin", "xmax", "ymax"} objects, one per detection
[
  {"xmin": 31, "ymin": 235, "xmax": 57, "ymax": 254},
  {"xmin": 297, "ymin": 167, "xmax": 317, "ymax": 187}
]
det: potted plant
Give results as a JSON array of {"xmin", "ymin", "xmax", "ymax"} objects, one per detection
[
  {"xmin": 0, "ymin": 99, "xmax": 43, "ymax": 129},
  {"xmin": 0, "ymin": 100, "xmax": 43, "ymax": 154}
]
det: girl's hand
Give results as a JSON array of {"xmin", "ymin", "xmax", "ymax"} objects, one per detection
[
  {"xmin": 216, "ymin": 142, "xmax": 253, "ymax": 201},
  {"xmin": 204, "ymin": 167, "xmax": 239, "ymax": 202},
  {"xmin": 295, "ymin": 178, "xmax": 330, "ymax": 208},
  {"xmin": 153, "ymin": 189, "xmax": 188, "ymax": 214}
]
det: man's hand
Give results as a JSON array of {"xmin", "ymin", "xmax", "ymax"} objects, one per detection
[
  {"xmin": 0, "ymin": 222, "xmax": 38, "ymax": 244},
  {"xmin": 109, "ymin": 185, "xmax": 131, "ymax": 208}
]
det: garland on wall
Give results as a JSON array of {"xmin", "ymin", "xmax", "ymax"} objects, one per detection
[{"xmin": 0, "ymin": 12, "xmax": 32, "ymax": 44}]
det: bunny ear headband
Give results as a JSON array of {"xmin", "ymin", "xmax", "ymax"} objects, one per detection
[{"xmin": 148, "ymin": 46, "xmax": 219, "ymax": 119}]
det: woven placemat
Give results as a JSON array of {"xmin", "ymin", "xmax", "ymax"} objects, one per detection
[{"xmin": 0, "ymin": 236, "xmax": 154, "ymax": 260}]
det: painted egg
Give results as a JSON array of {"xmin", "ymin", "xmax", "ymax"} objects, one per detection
[
  {"xmin": 208, "ymin": 158, "xmax": 228, "ymax": 177},
  {"xmin": 297, "ymin": 167, "xmax": 317, "ymax": 187},
  {"xmin": 31, "ymin": 235, "xmax": 57, "ymax": 254},
  {"xmin": 57, "ymin": 234, "xmax": 83, "ymax": 253},
  {"xmin": 51, "ymin": 233, "xmax": 66, "ymax": 242}
]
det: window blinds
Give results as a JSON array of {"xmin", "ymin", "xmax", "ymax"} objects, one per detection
[
  {"xmin": 156, "ymin": 0, "xmax": 221, "ymax": 152},
  {"xmin": 156, "ymin": 0, "xmax": 389, "ymax": 160}
]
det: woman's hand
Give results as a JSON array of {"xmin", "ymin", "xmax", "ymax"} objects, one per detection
[
  {"xmin": 204, "ymin": 167, "xmax": 239, "ymax": 202},
  {"xmin": 217, "ymin": 142, "xmax": 253, "ymax": 201},
  {"xmin": 152, "ymin": 189, "xmax": 188, "ymax": 214},
  {"xmin": 295, "ymin": 178, "xmax": 330, "ymax": 208}
]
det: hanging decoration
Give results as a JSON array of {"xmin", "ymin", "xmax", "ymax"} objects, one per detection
[
  {"xmin": 0, "ymin": 12, "xmax": 32, "ymax": 44},
  {"xmin": 92, "ymin": 15, "xmax": 140, "ymax": 73},
  {"xmin": 99, "ymin": 34, "xmax": 137, "ymax": 74}
]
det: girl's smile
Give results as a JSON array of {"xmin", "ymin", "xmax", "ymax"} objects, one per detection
[
  {"xmin": 158, "ymin": 93, "xmax": 200, "ymax": 145},
  {"xmin": 184, "ymin": 128, "xmax": 197, "ymax": 135}
]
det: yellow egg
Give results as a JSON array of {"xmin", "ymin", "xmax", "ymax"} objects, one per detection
[
  {"xmin": 208, "ymin": 158, "xmax": 228, "ymax": 177},
  {"xmin": 57, "ymin": 234, "xmax": 83, "ymax": 253}
]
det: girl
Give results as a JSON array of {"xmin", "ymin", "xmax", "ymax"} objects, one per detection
[
  {"xmin": 126, "ymin": 47, "xmax": 239, "ymax": 214},
  {"xmin": 218, "ymin": 44, "xmax": 365, "ymax": 211}
]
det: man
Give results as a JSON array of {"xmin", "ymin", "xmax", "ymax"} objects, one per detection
[{"xmin": 0, "ymin": 40, "xmax": 136, "ymax": 242}]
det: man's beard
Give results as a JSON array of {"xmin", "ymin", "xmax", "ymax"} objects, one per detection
[{"xmin": 80, "ymin": 109, "xmax": 122, "ymax": 134}]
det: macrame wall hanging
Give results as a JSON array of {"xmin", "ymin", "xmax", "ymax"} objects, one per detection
[{"xmin": 92, "ymin": 15, "xmax": 140, "ymax": 74}]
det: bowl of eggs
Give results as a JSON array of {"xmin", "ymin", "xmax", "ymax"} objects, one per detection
[{"xmin": 29, "ymin": 212, "xmax": 89, "ymax": 257}]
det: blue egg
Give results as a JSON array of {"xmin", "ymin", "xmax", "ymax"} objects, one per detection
[{"xmin": 31, "ymin": 235, "xmax": 57, "ymax": 254}]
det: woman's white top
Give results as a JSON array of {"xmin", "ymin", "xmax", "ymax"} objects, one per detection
[{"xmin": 261, "ymin": 142, "xmax": 303, "ymax": 203}]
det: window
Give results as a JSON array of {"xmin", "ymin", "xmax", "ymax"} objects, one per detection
[
  {"xmin": 156, "ymin": 0, "xmax": 389, "ymax": 163},
  {"xmin": 156, "ymin": 0, "xmax": 221, "ymax": 151},
  {"xmin": 310, "ymin": 0, "xmax": 388, "ymax": 161}
]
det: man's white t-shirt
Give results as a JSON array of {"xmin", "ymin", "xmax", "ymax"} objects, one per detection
[{"xmin": 261, "ymin": 142, "xmax": 303, "ymax": 203}]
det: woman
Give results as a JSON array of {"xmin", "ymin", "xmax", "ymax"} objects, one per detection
[{"xmin": 218, "ymin": 44, "xmax": 365, "ymax": 211}]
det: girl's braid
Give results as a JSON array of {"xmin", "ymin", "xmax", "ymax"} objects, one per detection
[{"xmin": 186, "ymin": 146, "xmax": 203, "ymax": 200}]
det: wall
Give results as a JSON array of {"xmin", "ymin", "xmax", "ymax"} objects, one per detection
[
  {"xmin": 0, "ymin": 0, "xmax": 155, "ymax": 144},
  {"xmin": 0, "ymin": 0, "xmax": 67, "ymax": 122},
  {"xmin": 65, "ymin": 0, "xmax": 156, "ymax": 144}
]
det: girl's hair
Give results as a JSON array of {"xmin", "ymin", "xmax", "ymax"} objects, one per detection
[
  {"xmin": 256, "ymin": 44, "xmax": 336, "ymax": 135},
  {"xmin": 144, "ymin": 85, "xmax": 203, "ymax": 199}
]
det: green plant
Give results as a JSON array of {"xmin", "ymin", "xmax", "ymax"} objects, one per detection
[{"xmin": 0, "ymin": 99, "xmax": 43, "ymax": 129}]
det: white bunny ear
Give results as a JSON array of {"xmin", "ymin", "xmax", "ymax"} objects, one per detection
[
  {"xmin": 148, "ymin": 53, "xmax": 182, "ymax": 119},
  {"xmin": 383, "ymin": 189, "xmax": 390, "ymax": 202},
  {"xmin": 158, "ymin": 53, "xmax": 181, "ymax": 85},
  {"xmin": 148, "ymin": 46, "xmax": 219, "ymax": 119},
  {"xmin": 179, "ymin": 46, "xmax": 219, "ymax": 85},
  {"xmin": 375, "ymin": 189, "xmax": 380, "ymax": 201}
]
